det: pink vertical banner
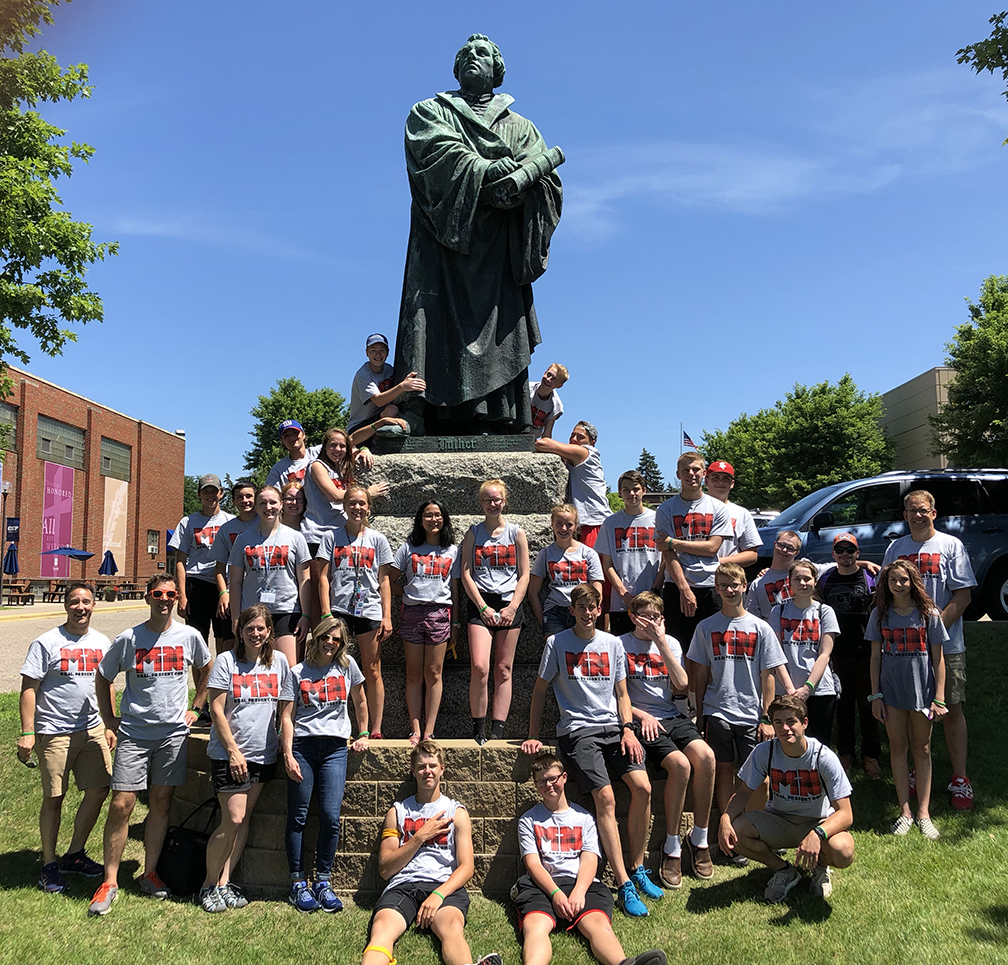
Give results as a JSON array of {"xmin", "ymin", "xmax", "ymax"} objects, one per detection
[{"xmin": 41, "ymin": 461, "xmax": 75, "ymax": 578}]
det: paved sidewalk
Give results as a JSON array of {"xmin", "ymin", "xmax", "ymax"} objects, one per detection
[{"xmin": 0, "ymin": 600, "xmax": 149, "ymax": 693}]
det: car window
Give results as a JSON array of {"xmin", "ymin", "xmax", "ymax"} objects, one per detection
[
  {"xmin": 823, "ymin": 483, "xmax": 902, "ymax": 525},
  {"xmin": 912, "ymin": 479, "xmax": 983, "ymax": 517},
  {"xmin": 980, "ymin": 479, "xmax": 1008, "ymax": 514}
]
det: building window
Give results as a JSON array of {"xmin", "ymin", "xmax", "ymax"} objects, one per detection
[
  {"xmin": 100, "ymin": 437, "xmax": 131, "ymax": 482},
  {"xmin": 0, "ymin": 401, "xmax": 16, "ymax": 452},
  {"xmin": 147, "ymin": 529, "xmax": 160, "ymax": 555},
  {"xmin": 36, "ymin": 415, "xmax": 84, "ymax": 470}
]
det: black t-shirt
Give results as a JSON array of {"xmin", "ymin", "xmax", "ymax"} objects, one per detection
[{"xmin": 819, "ymin": 569, "xmax": 873, "ymax": 655}]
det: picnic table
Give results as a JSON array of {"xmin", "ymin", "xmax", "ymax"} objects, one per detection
[
  {"xmin": 3, "ymin": 579, "xmax": 35, "ymax": 606},
  {"xmin": 42, "ymin": 580, "xmax": 67, "ymax": 603}
]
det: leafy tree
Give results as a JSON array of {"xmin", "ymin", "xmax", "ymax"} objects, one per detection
[
  {"xmin": 636, "ymin": 447, "xmax": 665, "ymax": 491},
  {"xmin": 958, "ymin": 11, "xmax": 1008, "ymax": 143},
  {"xmin": 0, "ymin": 0, "xmax": 118, "ymax": 396},
  {"xmin": 929, "ymin": 274, "xmax": 1008, "ymax": 466},
  {"xmin": 701, "ymin": 374, "xmax": 895, "ymax": 509},
  {"xmin": 244, "ymin": 376, "xmax": 347, "ymax": 485},
  {"xmin": 606, "ymin": 490, "xmax": 624, "ymax": 513},
  {"xmin": 182, "ymin": 474, "xmax": 201, "ymax": 516}
]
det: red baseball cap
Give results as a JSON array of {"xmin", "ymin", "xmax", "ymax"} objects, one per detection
[
  {"xmin": 833, "ymin": 533, "xmax": 859, "ymax": 549},
  {"xmin": 706, "ymin": 460, "xmax": 734, "ymax": 477}
]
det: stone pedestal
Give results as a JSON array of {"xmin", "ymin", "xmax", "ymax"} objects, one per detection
[
  {"xmin": 173, "ymin": 733, "xmax": 693, "ymax": 898},
  {"xmin": 350, "ymin": 449, "xmax": 570, "ymax": 740}
]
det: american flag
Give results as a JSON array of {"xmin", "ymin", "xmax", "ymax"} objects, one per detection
[{"xmin": 682, "ymin": 431, "xmax": 698, "ymax": 450}]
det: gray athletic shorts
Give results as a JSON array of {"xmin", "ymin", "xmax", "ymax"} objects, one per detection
[{"xmin": 111, "ymin": 732, "xmax": 188, "ymax": 791}]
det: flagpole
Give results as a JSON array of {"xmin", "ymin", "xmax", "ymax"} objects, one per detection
[{"xmin": 679, "ymin": 421, "xmax": 683, "ymax": 458}]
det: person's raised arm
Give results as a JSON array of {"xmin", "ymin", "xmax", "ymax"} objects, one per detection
[
  {"xmin": 368, "ymin": 372, "xmax": 427, "ymax": 411},
  {"xmin": 533, "ymin": 437, "xmax": 588, "ymax": 465}
]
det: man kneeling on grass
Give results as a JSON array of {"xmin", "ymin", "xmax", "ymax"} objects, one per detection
[
  {"xmin": 514, "ymin": 750, "xmax": 666, "ymax": 965},
  {"xmin": 718, "ymin": 695, "xmax": 855, "ymax": 903},
  {"xmin": 361, "ymin": 739, "xmax": 501, "ymax": 965}
]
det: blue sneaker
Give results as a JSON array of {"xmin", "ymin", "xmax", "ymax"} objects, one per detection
[
  {"xmin": 60, "ymin": 850, "xmax": 103, "ymax": 877},
  {"xmin": 632, "ymin": 865, "xmax": 664, "ymax": 900},
  {"xmin": 617, "ymin": 880, "xmax": 648, "ymax": 917},
  {"xmin": 288, "ymin": 879, "xmax": 320, "ymax": 912},
  {"xmin": 312, "ymin": 879, "xmax": 343, "ymax": 913},
  {"xmin": 38, "ymin": 861, "xmax": 67, "ymax": 893}
]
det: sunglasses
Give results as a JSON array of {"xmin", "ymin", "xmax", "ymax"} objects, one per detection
[{"xmin": 150, "ymin": 589, "xmax": 178, "ymax": 600}]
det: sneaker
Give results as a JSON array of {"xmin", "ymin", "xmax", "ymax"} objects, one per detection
[
  {"xmin": 312, "ymin": 879, "xmax": 343, "ymax": 913},
  {"xmin": 949, "ymin": 776, "xmax": 974, "ymax": 811},
  {"xmin": 863, "ymin": 757, "xmax": 882, "ymax": 780},
  {"xmin": 38, "ymin": 861, "xmax": 67, "ymax": 893},
  {"xmin": 624, "ymin": 953, "xmax": 667, "ymax": 965},
  {"xmin": 809, "ymin": 865, "xmax": 833, "ymax": 898},
  {"xmin": 199, "ymin": 885, "xmax": 228, "ymax": 913},
  {"xmin": 475, "ymin": 955, "xmax": 503, "ymax": 965},
  {"xmin": 891, "ymin": 814, "xmax": 914, "ymax": 835},
  {"xmin": 764, "ymin": 864, "xmax": 802, "ymax": 904},
  {"xmin": 221, "ymin": 883, "xmax": 248, "ymax": 908},
  {"xmin": 839, "ymin": 753, "xmax": 855, "ymax": 775},
  {"xmin": 616, "ymin": 880, "xmax": 649, "ymax": 917},
  {"xmin": 288, "ymin": 879, "xmax": 320, "ymax": 912},
  {"xmin": 908, "ymin": 770, "xmax": 917, "ymax": 798},
  {"xmin": 60, "ymin": 850, "xmax": 104, "ymax": 877},
  {"xmin": 917, "ymin": 816, "xmax": 940, "ymax": 840},
  {"xmin": 687, "ymin": 837, "xmax": 714, "ymax": 880},
  {"xmin": 139, "ymin": 871, "xmax": 171, "ymax": 899},
  {"xmin": 727, "ymin": 852, "xmax": 749, "ymax": 867},
  {"xmin": 632, "ymin": 865, "xmax": 664, "ymax": 900},
  {"xmin": 88, "ymin": 882, "xmax": 118, "ymax": 916},
  {"xmin": 658, "ymin": 853, "xmax": 682, "ymax": 889}
]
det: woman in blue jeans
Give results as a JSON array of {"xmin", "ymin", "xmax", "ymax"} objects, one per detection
[{"xmin": 279, "ymin": 613, "xmax": 369, "ymax": 912}]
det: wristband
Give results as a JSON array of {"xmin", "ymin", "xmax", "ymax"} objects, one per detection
[
  {"xmin": 760, "ymin": 715, "xmax": 771, "ymax": 725},
  {"xmin": 451, "ymin": 621, "xmax": 460, "ymax": 626},
  {"xmin": 381, "ymin": 828, "xmax": 399, "ymax": 839},
  {"xmin": 358, "ymin": 730, "xmax": 370, "ymax": 738},
  {"xmin": 218, "ymin": 589, "xmax": 228, "ymax": 598},
  {"xmin": 371, "ymin": 423, "xmax": 377, "ymax": 431},
  {"xmin": 479, "ymin": 604, "xmax": 489, "ymax": 614},
  {"xmin": 21, "ymin": 731, "xmax": 34, "ymax": 736},
  {"xmin": 191, "ymin": 705, "xmax": 204, "ymax": 713},
  {"xmin": 549, "ymin": 887, "xmax": 561, "ymax": 898},
  {"xmin": 804, "ymin": 678, "xmax": 816, "ymax": 694},
  {"xmin": 813, "ymin": 825, "xmax": 828, "ymax": 842},
  {"xmin": 867, "ymin": 692, "xmax": 883, "ymax": 702},
  {"xmin": 933, "ymin": 700, "xmax": 946, "ymax": 707},
  {"xmin": 621, "ymin": 721, "xmax": 634, "ymax": 731},
  {"xmin": 432, "ymin": 889, "xmax": 446, "ymax": 901}
]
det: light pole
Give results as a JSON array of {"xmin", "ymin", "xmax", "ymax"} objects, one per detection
[{"xmin": 0, "ymin": 480, "xmax": 11, "ymax": 606}]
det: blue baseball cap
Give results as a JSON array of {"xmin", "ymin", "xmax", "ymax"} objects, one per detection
[
  {"xmin": 366, "ymin": 333, "xmax": 389, "ymax": 349},
  {"xmin": 277, "ymin": 419, "xmax": 304, "ymax": 438}
]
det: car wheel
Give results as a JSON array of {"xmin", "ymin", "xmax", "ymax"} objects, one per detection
[{"xmin": 982, "ymin": 559, "xmax": 1008, "ymax": 621}]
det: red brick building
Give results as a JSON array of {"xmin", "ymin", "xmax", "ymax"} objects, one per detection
[{"xmin": 0, "ymin": 365, "xmax": 185, "ymax": 583}]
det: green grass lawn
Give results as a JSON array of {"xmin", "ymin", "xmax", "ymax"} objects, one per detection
[{"xmin": 1, "ymin": 625, "xmax": 1007, "ymax": 965}]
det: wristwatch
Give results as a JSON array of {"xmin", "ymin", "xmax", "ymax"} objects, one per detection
[{"xmin": 813, "ymin": 825, "xmax": 827, "ymax": 842}]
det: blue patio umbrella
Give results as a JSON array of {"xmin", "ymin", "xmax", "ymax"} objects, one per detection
[
  {"xmin": 2, "ymin": 542, "xmax": 17, "ymax": 575},
  {"xmin": 98, "ymin": 550, "xmax": 118, "ymax": 576},
  {"xmin": 41, "ymin": 547, "xmax": 94, "ymax": 560}
]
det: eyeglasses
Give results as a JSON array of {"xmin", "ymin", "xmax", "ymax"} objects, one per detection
[
  {"xmin": 150, "ymin": 590, "xmax": 177, "ymax": 600},
  {"xmin": 715, "ymin": 582, "xmax": 745, "ymax": 591},
  {"xmin": 422, "ymin": 513, "xmax": 443, "ymax": 520},
  {"xmin": 534, "ymin": 774, "xmax": 564, "ymax": 788},
  {"xmin": 774, "ymin": 542, "xmax": 799, "ymax": 554}
]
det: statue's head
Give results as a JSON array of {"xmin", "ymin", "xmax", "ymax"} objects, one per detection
[{"xmin": 453, "ymin": 34, "xmax": 505, "ymax": 92}]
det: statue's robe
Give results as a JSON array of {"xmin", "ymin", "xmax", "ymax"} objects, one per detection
[{"xmin": 394, "ymin": 90, "xmax": 562, "ymax": 432}]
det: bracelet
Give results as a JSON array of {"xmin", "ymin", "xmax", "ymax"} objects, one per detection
[
  {"xmin": 933, "ymin": 700, "xmax": 946, "ymax": 707},
  {"xmin": 549, "ymin": 887, "xmax": 561, "ymax": 897},
  {"xmin": 451, "ymin": 621, "xmax": 460, "ymax": 626},
  {"xmin": 371, "ymin": 423, "xmax": 377, "ymax": 432},
  {"xmin": 814, "ymin": 825, "xmax": 829, "ymax": 841},
  {"xmin": 358, "ymin": 730, "xmax": 370, "ymax": 738},
  {"xmin": 21, "ymin": 731, "xmax": 34, "ymax": 736},
  {"xmin": 760, "ymin": 715, "xmax": 771, "ymax": 725},
  {"xmin": 479, "ymin": 604, "xmax": 489, "ymax": 614},
  {"xmin": 381, "ymin": 828, "xmax": 399, "ymax": 839},
  {"xmin": 432, "ymin": 889, "xmax": 446, "ymax": 901},
  {"xmin": 218, "ymin": 589, "xmax": 228, "ymax": 598},
  {"xmin": 867, "ymin": 692, "xmax": 883, "ymax": 702},
  {"xmin": 805, "ymin": 678, "xmax": 816, "ymax": 694}
]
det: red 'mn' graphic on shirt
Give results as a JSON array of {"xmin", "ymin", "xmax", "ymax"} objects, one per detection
[
  {"xmin": 475, "ymin": 543, "xmax": 516, "ymax": 569},
  {"xmin": 548, "ymin": 559, "xmax": 589, "ymax": 585},
  {"xmin": 411, "ymin": 553, "xmax": 452, "ymax": 578},
  {"xmin": 378, "ymin": 377, "xmax": 393, "ymax": 393},
  {"xmin": 614, "ymin": 526, "xmax": 656, "ymax": 549},
  {"xmin": 625, "ymin": 651, "xmax": 668, "ymax": 678},
  {"xmin": 770, "ymin": 767, "xmax": 823, "ymax": 799},
  {"xmin": 193, "ymin": 526, "xmax": 220, "ymax": 548},
  {"xmin": 763, "ymin": 577, "xmax": 792, "ymax": 606},
  {"xmin": 244, "ymin": 544, "xmax": 291, "ymax": 569},
  {"xmin": 300, "ymin": 675, "xmax": 347, "ymax": 705},
  {"xmin": 780, "ymin": 617, "xmax": 821, "ymax": 644},
  {"xmin": 531, "ymin": 405, "xmax": 548, "ymax": 428},
  {"xmin": 880, "ymin": 625, "xmax": 928, "ymax": 654},
  {"xmin": 672, "ymin": 513, "xmax": 713, "ymax": 540},
  {"xmin": 710, "ymin": 631, "xmax": 758, "ymax": 658},
  {"xmin": 534, "ymin": 824, "xmax": 583, "ymax": 853},
  {"xmin": 135, "ymin": 646, "xmax": 185, "ymax": 674},
  {"xmin": 403, "ymin": 817, "xmax": 449, "ymax": 846},
  {"xmin": 232, "ymin": 673, "xmax": 278, "ymax": 699},
  {"xmin": 59, "ymin": 647, "xmax": 102, "ymax": 674},
  {"xmin": 897, "ymin": 553, "xmax": 941, "ymax": 578},
  {"xmin": 332, "ymin": 545, "xmax": 376, "ymax": 569},
  {"xmin": 564, "ymin": 651, "xmax": 611, "ymax": 678}
]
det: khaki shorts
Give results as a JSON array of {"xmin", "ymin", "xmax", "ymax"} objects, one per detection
[
  {"xmin": 37, "ymin": 724, "xmax": 112, "ymax": 798},
  {"xmin": 745, "ymin": 809, "xmax": 822, "ymax": 851},
  {"xmin": 944, "ymin": 651, "xmax": 966, "ymax": 706}
]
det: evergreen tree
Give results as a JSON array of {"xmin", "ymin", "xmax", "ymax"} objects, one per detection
[{"xmin": 636, "ymin": 448, "xmax": 665, "ymax": 491}]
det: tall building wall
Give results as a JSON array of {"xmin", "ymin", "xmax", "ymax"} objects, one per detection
[
  {"xmin": 881, "ymin": 367, "xmax": 953, "ymax": 470},
  {"xmin": 0, "ymin": 366, "xmax": 184, "ymax": 581}
]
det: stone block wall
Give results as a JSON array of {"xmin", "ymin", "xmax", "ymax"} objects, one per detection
[{"xmin": 172, "ymin": 734, "xmax": 693, "ymax": 899}]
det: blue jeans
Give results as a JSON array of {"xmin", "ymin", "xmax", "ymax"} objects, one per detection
[
  {"xmin": 285, "ymin": 736, "xmax": 348, "ymax": 877},
  {"xmin": 543, "ymin": 605, "xmax": 576, "ymax": 639}
]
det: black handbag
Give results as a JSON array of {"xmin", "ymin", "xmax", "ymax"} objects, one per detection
[{"xmin": 156, "ymin": 797, "xmax": 220, "ymax": 897}]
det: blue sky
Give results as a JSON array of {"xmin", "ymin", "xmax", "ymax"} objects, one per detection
[{"xmin": 17, "ymin": 0, "xmax": 1008, "ymax": 492}]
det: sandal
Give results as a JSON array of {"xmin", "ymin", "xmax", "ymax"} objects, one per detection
[
  {"xmin": 408, "ymin": 733, "xmax": 421, "ymax": 747},
  {"xmin": 371, "ymin": 732, "xmax": 383, "ymax": 741},
  {"xmin": 891, "ymin": 814, "xmax": 913, "ymax": 836}
]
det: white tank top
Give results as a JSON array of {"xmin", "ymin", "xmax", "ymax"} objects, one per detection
[{"xmin": 469, "ymin": 521, "xmax": 520, "ymax": 598}]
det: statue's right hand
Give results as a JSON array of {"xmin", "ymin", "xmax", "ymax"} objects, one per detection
[{"xmin": 487, "ymin": 157, "xmax": 520, "ymax": 182}]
